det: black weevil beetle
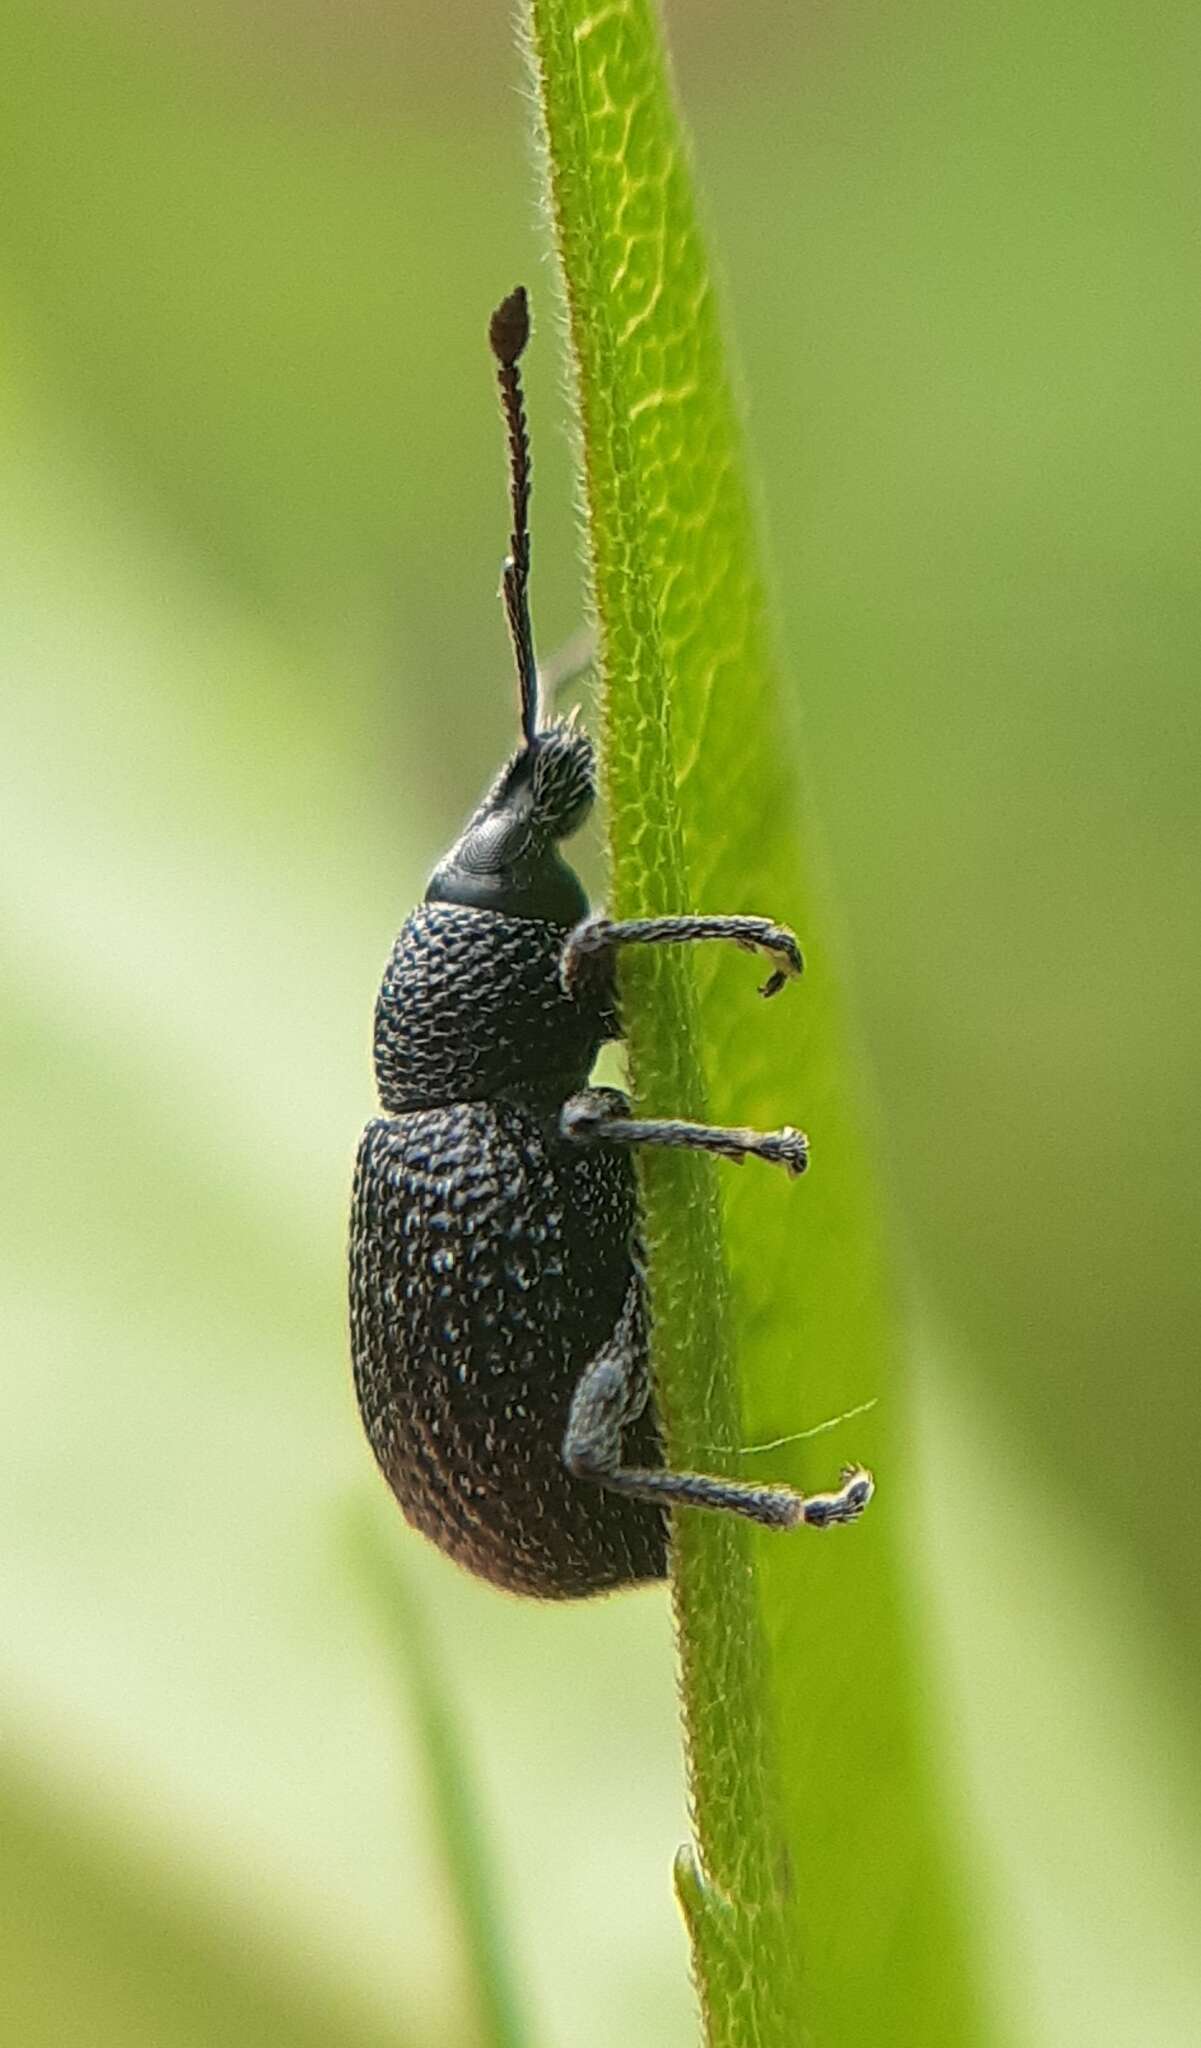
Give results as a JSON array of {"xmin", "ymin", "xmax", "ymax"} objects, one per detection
[{"xmin": 348, "ymin": 287, "xmax": 873, "ymax": 1597}]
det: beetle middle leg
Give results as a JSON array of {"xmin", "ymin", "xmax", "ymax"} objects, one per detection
[
  {"xmin": 561, "ymin": 1087, "xmax": 810, "ymax": 1177},
  {"xmin": 563, "ymin": 1270, "xmax": 873, "ymax": 1529}
]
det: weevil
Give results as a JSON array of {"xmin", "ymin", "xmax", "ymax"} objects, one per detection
[{"xmin": 348, "ymin": 287, "xmax": 873, "ymax": 1597}]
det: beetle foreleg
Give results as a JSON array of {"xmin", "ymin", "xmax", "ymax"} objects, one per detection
[{"xmin": 562, "ymin": 914, "xmax": 803, "ymax": 1000}]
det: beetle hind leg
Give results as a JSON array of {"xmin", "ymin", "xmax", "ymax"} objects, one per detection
[{"xmin": 563, "ymin": 1273, "xmax": 873, "ymax": 1532}]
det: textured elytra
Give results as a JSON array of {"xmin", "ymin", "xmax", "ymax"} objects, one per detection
[
  {"xmin": 351, "ymin": 1087, "xmax": 667, "ymax": 1597},
  {"xmin": 352, "ymin": 902, "xmax": 668, "ymax": 1597}
]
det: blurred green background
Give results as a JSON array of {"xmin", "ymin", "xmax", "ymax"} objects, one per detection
[{"xmin": 2, "ymin": 2, "xmax": 1198, "ymax": 2044}]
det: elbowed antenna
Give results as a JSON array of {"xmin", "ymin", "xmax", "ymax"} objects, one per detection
[{"xmin": 489, "ymin": 286, "xmax": 539, "ymax": 750}]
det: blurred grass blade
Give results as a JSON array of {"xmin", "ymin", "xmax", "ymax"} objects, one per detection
[
  {"xmin": 524, "ymin": 1, "xmax": 991, "ymax": 2042},
  {"xmin": 346, "ymin": 1502, "xmax": 536, "ymax": 2048}
]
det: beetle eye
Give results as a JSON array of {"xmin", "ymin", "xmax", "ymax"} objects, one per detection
[{"xmin": 458, "ymin": 810, "xmax": 529, "ymax": 876}]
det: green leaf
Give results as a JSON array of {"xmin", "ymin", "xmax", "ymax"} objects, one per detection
[{"xmin": 523, "ymin": 3, "xmax": 991, "ymax": 2042}]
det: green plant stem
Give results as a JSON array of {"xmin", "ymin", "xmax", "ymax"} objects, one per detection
[
  {"xmin": 522, "ymin": 3, "xmax": 987, "ymax": 2045},
  {"xmin": 523, "ymin": 5, "xmax": 801, "ymax": 2041}
]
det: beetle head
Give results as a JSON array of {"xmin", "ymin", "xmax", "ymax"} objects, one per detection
[
  {"xmin": 425, "ymin": 715, "xmax": 594, "ymax": 923},
  {"xmin": 424, "ymin": 287, "xmax": 594, "ymax": 926}
]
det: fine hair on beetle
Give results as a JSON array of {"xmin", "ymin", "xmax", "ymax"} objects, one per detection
[{"xmin": 347, "ymin": 286, "xmax": 874, "ymax": 1598}]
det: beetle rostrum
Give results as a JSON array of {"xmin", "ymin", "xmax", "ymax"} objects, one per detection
[{"xmin": 348, "ymin": 285, "xmax": 873, "ymax": 1597}]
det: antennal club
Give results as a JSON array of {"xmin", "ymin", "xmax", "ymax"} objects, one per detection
[{"xmin": 489, "ymin": 286, "xmax": 539, "ymax": 750}]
